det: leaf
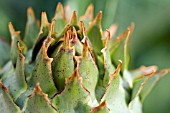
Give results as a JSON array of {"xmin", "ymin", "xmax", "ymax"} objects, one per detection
[
  {"xmin": 0, "ymin": 38, "xmax": 10, "ymax": 68},
  {"xmin": 95, "ymin": 81, "xmax": 105, "ymax": 103},
  {"xmin": 70, "ymin": 11, "xmax": 79, "ymax": 30},
  {"xmin": 131, "ymin": 71, "xmax": 156, "ymax": 101},
  {"xmin": 52, "ymin": 31, "xmax": 75, "ymax": 91},
  {"xmin": 91, "ymin": 101, "xmax": 110, "ymax": 113},
  {"xmin": 23, "ymin": 83, "xmax": 57, "ymax": 113},
  {"xmin": 140, "ymin": 69, "xmax": 169, "ymax": 102},
  {"xmin": 128, "ymin": 96, "xmax": 142, "ymax": 113},
  {"xmin": 2, "ymin": 42, "xmax": 27, "ymax": 101},
  {"xmin": 74, "ymin": 101, "xmax": 91, "ymax": 113},
  {"xmin": 102, "ymin": 0, "xmax": 119, "ymax": 29},
  {"xmin": 0, "ymin": 61, "xmax": 12, "ymax": 78},
  {"xmin": 28, "ymin": 37, "xmax": 57, "ymax": 98},
  {"xmin": 23, "ymin": 7, "xmax": 40, "ymax": 49},
  {"xmin": 52, "ymin": 69, "xmax": 91, "ymax": 113},
  {"xmin": 124, "ymin": 66, "xmax": 157, "ymax": 88},
  {"xmin": 80, "ymin": 4, "xmax": 94, "ymax": 28},
  {"xmin": 47, "ymin": 40, "xmax": 63, "ymax": 58},
  {"xmin": 96, "ymin": 55, "xmax": 104, "ymax": 78},
  {"xmin": 47, "ymin": 24, "xmax": 71, "ymax": 58},
  {"xmin": 130, "ymin": 66, "xmax": 158, "ymax": 80},
  {"xmin": 123, "ymin": 69, "xmax": 133, "ymax": 88},
  {"xmin": 93, "ymin": 0, "xmax": 106, "ymax": 18},
  {"xmin": 65, "ymin": 0, "xmax": 91, "ymax": 17},
  {"xmin": 110, "ymin": 23, "xmax": 134, "ymax": 73},
  {"xmin": 0, "ymin": 81, "xmax": 21, "ymax": 113},
  {"xmin": 100, "ymin": 61, "xmax": 130, "ymax": 113},
  {"xmin": 70, "ymin": 27, "xmax": 83, "ymax": 56},
  {"xmin": 129, "ymin": 69, "xmax": 169, "ymax": 111},
  {"xmin": 24, "ymin": 50, "xmax": 35, "ymax": 81},
  {"xmin": 32, "ymin": 11, "xmax": 50, "ymax": 61},
  {"xmin": 77, "ymin": 39, "xmax": 99, "ymax": 104},
  {"xmin": 128, "ymin": 69, "xmax": 158, "ymax": 113},
  {"xmin": 103, "ymin": 24, "xmax": 117, "ymax": 39},
  {"xmin": 101, "ymin": 31, "xmax": 115, "ymax": 88},
  {"xmin": 86, "ymin": 11, "xmax": 104, "ymax": 54},
  {"xmin": 15, "ymin": 88, "xmax": 33, "ymax": 109},
  {"xmin": 8, "ymin": 22, "xmax": 27, "ymax": 67},
  {"xmin": 131, "ymin": 69, "xmax": 169, "ymax": 104},
  {"xmin": 53, "ymin": 2, "xmax": 66, "ymax": 38}
]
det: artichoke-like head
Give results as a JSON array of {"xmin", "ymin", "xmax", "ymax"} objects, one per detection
[{"xmin": 0, "ymin": 2, "xmax": 169, "ymax": 113}]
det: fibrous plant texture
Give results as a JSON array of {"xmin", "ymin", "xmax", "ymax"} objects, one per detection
[{"xmin": 0, "ymin": 2, "xmax": 169, "ymax": 113}]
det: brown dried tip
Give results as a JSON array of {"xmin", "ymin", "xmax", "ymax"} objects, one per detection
[
  {"xmin": 16, "ymin": 41, "xmax": 22, "ymax": 53},
  {"xmin": 41, "ymin": 39, "xmax": 53, "ymax": 63},
  {"xmin": 70, "ymin": 11, "xmax": 78, "ymax": 25},
  {"xmin": 8, "ymin": 22, "xmax": 20, "ymax": 36},
  {"xmin": 42, "ymin": 41, "xmax": 48, "ymax": 57},
  {"xmin": 128, "ymin": 23, "xmax": 135, "ymax": 33},
  {"xmin": 27, "ymin": 7, "xmax": 34, "ymax": 15},
  {"xmin": 27, "ymin": 7, "xmax": 40, "ymax": 26},
  {"xmin": 134, "ymin": 66, "xmax": 158, "ymax": 80},
  {"xmin": 91, "ymin": 101, "xmax": 107, "ymax": 113},
  {"xmin": 104, "ymin": 30, "xmax": 111, "ymax": 48},
  {"xmin": 51, "ymin": 19, "xmax": 55, "ymax": 33},
  {"xmin": 72, "ymin": 27, "xmax": 78, "ymax": 39},
  {"xmin": 16, "ymin": 41, "xmax": 25, "ymax": 60},
  {"xmin": 35, "ymin": 83, "xmax": 42, "ymax": 92},
  {"xmin": 28, "ymin": 83, "xmax": 49, "ymax": 102},
  {"xmin": 160, "ymin": 69, "xmax": 170, "ymax": 75},
  {"xmin": 65, "ymin": 24, "xmax": 71, "ymax": 31},
  {"xmin": 126, "ymin": 23, "xmax": 134, "ymax": 41},
  {"xmin": 48, "ymin": 19, "xmax": 55, "ymax": 37},
  {"xmin": 65, "ymin": 68, "xmax": 90, "ymax": 95},
  {"xmin": 106, "ymin": 24, "xmax": 117, "ymax": 38},
  {"xmin": 80, "ymin": 21, "xmax": 86, "ymax": 36},
  {"xmin": 56, "ymin": 2, "xmax": 63, "ymax": 12},
  {"xmin": 41, "ymin": 12, "xmax": 49, "ymax": 27},
  {"xmin": 54, "ymin": 2, "xmax": 65, "ymax": 19},
  {"xmin": 27, "ymin": 7, "xmax": 35, "ymax": 18},
  {"xmin": 80, "ymin": 21, "xmax": 88, "ymax": 44},
  {"xmin": 109, "ymin": 60, "xmax": 122, "ymax": 80},
  {"xmin": 93, "ymin": 11, "xmax": 102, "ymax": 26},
  {"xmin": 80, "ymin": 4, "xmax": 94, "ymax": 21},
  {"xmin": 65, "ymin": 69, "xmax": 80, "ymax": 83},
  {"xmin": 28, "ymin": 83, "xmax": 41, "ymax": 98},
  {"xmin": 63, "ymin": 30, "xmax": 70, "ymax": 49},
  {"xmin": 82, "ymin": 39, "xmax": 89, "ymax": 57},
  {"xmin": 116, "ymin": 31, "xmax": 127, "ymax": 41},
  {"xmin": 116, "ymin": 23, "xmax": 134, "ymax": 41},
  {"xmin": 45, "ymin": 20, "xmax": 55, "ymax": 47},
  {"xmin": 8, "ymin": 22, "xmax": 15, "ymax": 33},
  {"xmin": 53, "ymin": 68, "xmax": 90, "ymax": 99},
  {"xmin": 140, "ymin": 66, "xmax": 157, "ymax": 75}
]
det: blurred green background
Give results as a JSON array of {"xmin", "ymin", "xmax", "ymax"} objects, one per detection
[{"xmin": 0, "ymin": 0, "xmax": 170, "ymax": 113}]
